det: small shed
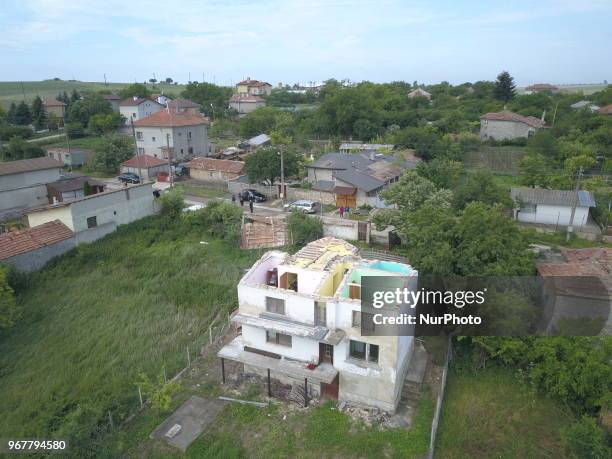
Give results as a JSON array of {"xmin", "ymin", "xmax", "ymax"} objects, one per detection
[
  {"xmin": 187, "ymin": 158, "xmax": 245, "ymax": 184},
  {"xmin": 121, "ymin": 155, "xmax": 169, "ymax": 181}
]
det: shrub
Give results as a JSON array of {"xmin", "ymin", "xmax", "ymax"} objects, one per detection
[
  {"xmin": 186, "ymin": 201, "xmax": 242, "ymax": 243},
  {"xmin": 158, "ymin": 189, "xmax": 185, "ymax": 217},
  {"xmin": 65, "ymin": 122, "xmax": 85, "ymax": 139},
  {"xmin": 561, "ymin": 417, "xmax": 610, "ymax": 459},
  {"xmin": 287, "ymin": 211, "xmax": 323, "ymax": 247},
  {"xmin": 0, "ymin": 265, "xmax": 19, "ymax": 329},
  {"xmin": 0, "ymin": 125, "xmax": 33, "ymax": 141}
]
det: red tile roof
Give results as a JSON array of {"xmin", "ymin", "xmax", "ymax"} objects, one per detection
[
  {"xmin": 0, "ymin": 157, "xmax": 64, "ymax": 177},
  {"xmin": 0, "ymin": 220, "xmax": 73, "ymax": 261},
  {"xmin": 43, "ymin": 98, "xmax": 66, "ymax": 107},
  {"xmin": 237, "ymin": 78, "xmax": 271, "ymax": 87},
  {"xmin": 120, "ymin": 97, "xmax": 163, "ymax": 107},
  {"xmin": 103, "ymin": 94, "xmax": 121, "ymax": 100},
  {"xmin": 187, "ymin": 158, "xmax": 245, "ymax": 174},
  {"xmin": 481, "ymin": 110, "xmax": 545, "ymax": 128},
  {"xmin": 598, "ymin": 104, "xmax": 612, "ymax": 115},
  {"xmin": 526, "ymin": 83, "xmax": 559, "ymax": 91},
  {"xmin": 133, "ymin": 110, "xmax": 210, "ymax": 127},
  {"xmin": 121, "ymin": 155, "xmax": 168, "ymax": 168}
]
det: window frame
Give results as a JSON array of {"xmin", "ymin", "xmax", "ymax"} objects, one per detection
[
  {"xmin": 348, "ymin": 339, "xmax": 379, "ymax": 364},
  {"xmin": 265, "ymin": 330, "xmax": 292, "ymax": 347},
  {"xmin": 265, "ymin": 296, "xmax": 285, "ymax": 315},
  {"xmin": 86, "ymin": 216, "xmax": 98, "ymax": 229}
]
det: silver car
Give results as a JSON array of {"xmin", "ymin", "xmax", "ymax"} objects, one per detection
[{"xmin": 284, "ymin": 200, "xmax": 321, "ymax": 214}]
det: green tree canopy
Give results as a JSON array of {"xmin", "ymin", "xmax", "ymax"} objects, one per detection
[
  {"xmin": 493, "ymin": 71, "xmax": 516, "ymax": 103},
  {"xmin": 89, "ymin": 134, "xmax": 134, "ymax": 174},
  {"xmin": 244, "ymin": 146, "xmax": 302, "ymax": 185},
  {"xmin": 14, "ymin": 101, "xmax": 32, "ymax": 125},
  {"xmin": 118, "ymin": 83, "xmax": 151, "ymax": 100}
]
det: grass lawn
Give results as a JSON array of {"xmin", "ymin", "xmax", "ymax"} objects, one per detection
[
  {"xmin": 0, "ymin": 81, "xmax": 185, "ymax": 108},
  {"xmin": 523, "ymin": 228, "xmax": 612, "ymax": 249},
  {"xmin": 0, "ymin": 215, "xmax": 261, "ymax": 453},
  {"xmin": 436, "ymin": 366, "xmax": 575, "ymax": 459}
]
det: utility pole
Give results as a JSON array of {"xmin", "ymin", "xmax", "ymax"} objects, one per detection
[
  {"xmin": 130, "ymin": 118, "xmax": 143, "ymax": 181},
  {"xmin": 552, "ymin": 101, "xmax": 559, "ymax": 126},
  {"xmin": 279, "ymin": 144, "xmax": 285, "ymax": 205},
  {"xmin": 103, "ymin": 73, "xmax": 107, "ymax": 86},
  {"xmin": 166, "ymin": 133, "xmax": 174, "ymax": 188},
  {"xmin": 566, "ymin": 166, "xmax": 583, "ymax": 241}
]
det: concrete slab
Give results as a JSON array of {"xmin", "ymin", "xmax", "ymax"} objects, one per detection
[
  {"xmin": 405, "ymin": 342, "xmax": 428, "ymax": 384},
  {"xmin": 150, "ymin": 396, "xmax": 225, "ymax": 452}
]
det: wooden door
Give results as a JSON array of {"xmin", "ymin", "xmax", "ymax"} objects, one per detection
[{"xmin": 321, "ymin": 374, "xmax": 339, "ymax": 400}]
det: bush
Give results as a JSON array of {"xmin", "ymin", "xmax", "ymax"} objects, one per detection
[
  {"xmin": 0, "ymin": 265, "xmax": 19, "ymax": 329},
  {"xmin": 0, "ymin": 125, "xmax": 33, "ymax": 141},
  {"xmin": 66, "ymin": 122, "xmax": 85, "ymax": 139},
  {"xmin": 561, "ymin": 417, "xmax": 611, "ymax": 459},
  {"xmin": 186, "ymin": 201, "xmax": 242, "ymax": 243},
  {"xmin": 158, "ymin": 189, "xmax": 185, "ymax": 218},
  {"xmin": 287, "ymin": 211, "xmax": 323, "ymax": 247}
]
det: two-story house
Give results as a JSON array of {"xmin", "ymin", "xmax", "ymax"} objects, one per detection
[
  {"xmin": 236, "ymin": 78, "xmax": 273, "ymax": 96},
  {"xmin": 480, "ymin": 110, "xmax": 545, "ymax": 140},
  {"xmin": 119, "ymin": 97, "xmax": 164, "ymax": 125},
  {"xmin": 218, "ymin": 237, "xmax": 418, "ymax": 413},
  {"xmin": 133, "ymin": 109, "xmax": 212, "ymax": 161}
]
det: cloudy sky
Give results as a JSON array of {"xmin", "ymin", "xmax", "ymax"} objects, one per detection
[{"xmin": 1, "ymin": 0, "xmax": 611, "ymax": 86}]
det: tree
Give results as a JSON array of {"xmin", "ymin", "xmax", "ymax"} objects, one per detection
[
  {"xmin": 67, "ymin": 93, "xmax": 113, "ymax": 126},
  {"xmin": 519, "ymin": 153, "xmax": 551, "ymax": 188},
  {"xmin": 7, "ymin": 102, "xmax": 17, "ymax": 124},
  {"xmin": 70, "ymin": 89, "xmax": 81, "ymax": 103},
  {"xmin": 159, "ymin": 189, "xmax": 185, "ymax": 218},
  {"xmin": 13, "ymin": 101, "xmax": 32, "ymax": 125},
  {"xmin": 57, "ymin": 91, "xmax": 70, "ymax": 106},
  {"xmin": 453, "ymin": 170, "xmax": 513, "ymax": 209},
  {"xmin": 561, "ymin": 417, "xmax": 611, "ymax": 459},
  {"xmin": 0, "ymin": 125, "xmax": 34, "ymax": 141},
  {"xmin": 31, "ymin": 95, "xmax": 46, "ymax": 129},
  {"xmin": 89, "ymin": 134, "xmax": 134, "ymax": 174},
  {"xmin": 119, "ymin": 83, "xmax": 151, "ymax": 100},
  {"xmin": 88, "ymin": 112, "xmax": 124, "ymax": 135},
  {"xmin": 0, "ymin": 136, "xmax": 44, "ymax": 161},
  {"xmin": 181, "ymin": 82, "xmax": 232, "ymax": 118},
  {"xmin": 165, "ymin": 77, "xmax": 173, "ymax": 84},
  {"xmin": 244, "ymin": 146, "xmax": 302, "ymax": 184},
  {"xmin": 185, "ymin": 201, "xmax": 242, "ymax": 242},
  {"xmin": 493, "ymin": 71, "xmax": 516, "ymax": 103},
  {"xmin": 416, "ymin": 158, "xmax": 463, "ymax": 189},
  {"xmin": 149, "ymin": 78, "xmax": 157, "ymax": 84},
  {"xmin": 0, "ymin": 265, "xmax": 19, "ymax": 330},
  {"xmin": 287, "ymin": 212, "xmax": 324, "ymax": 247}
]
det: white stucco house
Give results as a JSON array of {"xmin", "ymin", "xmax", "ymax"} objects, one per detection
[
  {"xmin": 511, "ymin": 187, "xmax": 596, "ymax": 227},
  {"xmin": 480, "ymin": 110, "xmax": 546, "ymax": 141},
  {"xmin": 229, "ymin": 94, "xmax": 265, "ymax": 116},
  {"xmin": 26, "ymin": 183, "xmax": 156, "ymax": 242},
  {"xmin": 133, "ymin": 110, "xmax": 212, "ymax": 161},
  {"xmin": 218, "ymin": 237, "xmax": 418, "ymax": 413},
  {"xmin": 0, "ymin": 157, "xmax": 64, "ymax": 220},
  {"xmin": 119, "ymin": 97, "xmax": 164, "ymax": 125}
]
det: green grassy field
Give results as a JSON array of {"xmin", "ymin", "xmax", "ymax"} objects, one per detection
[
  {"xmin": 0, "ymin": 215, "xmax": 261, "ymax": 453},
  {"xmin": 0, "ymin": 81, "xmax": 185, "ymax": 108},
  {"xmin": 436, "ymin": 366, "xmax": 575, "ymax": 458}
]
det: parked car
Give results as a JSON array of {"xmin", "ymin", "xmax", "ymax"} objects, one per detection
[
  {"xmin": 118, "ymin": 173, "xmax": 140, "ymax": 184},
  {"xmin": 239, "ymin": 189, "xmax": 267, "ymax": 202},
  {"xmin": 284, "ymin": 200, "xmax": 321, "ymax": 214}
]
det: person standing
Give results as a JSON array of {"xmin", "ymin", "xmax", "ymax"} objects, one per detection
[
  {"xmin": 345, "ymin": 206, "xmax": 350, "ymax": 218},
  {"xmin": 339, "ymin": 206, "xmax": 344, "ymax": 218},
  {"xmin": 231, "ymin": 194, "xmax": 236, "ymax": 205},
  {"xmin": 239, "ymin": 195, "xmax": 244, "ymax": 207},
  {"xmin": 249, "ymin": 198, "xmax": 254, "ymax": 214}
]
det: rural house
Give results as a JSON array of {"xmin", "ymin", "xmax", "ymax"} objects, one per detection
[
  {"xmin": 187, "ymin": 158, "xmax": 245, "ymax": 184},
  {"xmin": 524, "ymin": 83, "xmax": 559, "ymax": 94},
  {"xmin": 133, "ymin": 110, "xmax": 211, "ymax": 161},
  {"xmin": 26, "ymin": 183, "xmax": 156, "ymax": 243},
  {"xmin": 570, "ymin": 100, "xmax": 600, "ymax": 112},
  {"xmin": 103, "ymin": 94, "xmax": 121, "ymax": 113},
  {"xmin": 119, "ymin": 96, "xmax": 164, "ymax": 125},
  {"xmin": 536, "ymin": 248, "xmax": 612, "ymax": 334},
  {"xmin": 46, "ymin": 147, "xmax": 93, "ymax": 167},
  {"xmin": 120, "ymin": 155, "xmax": 169, "ymax": 181},
  {"xmin": 511, "ymin": 187, "xmax": 596, "ymax": 227},
  {"xmin": 166, "ymin": 98, "xmax": 201, "ymax": 114},
  {"xmin": 306, "ymin": 152, "xmax": 415, "ymax": 208},
  {"xmin": 480, "ymin": 110, "xmax": 545, "ymax": 140},
  {"xmin": 218, "ymin": 237, "xmax": 418, "ymax": 413},
  {"xmin": 229, "ymin": 94, "xmax": 265, "ymax": 116},
  {"xmin": 46, "ymin": 175, "xmax": 105, "ymax": 203},
  {"xmin": 43, "ymin": 98, "xmax": 67, "ymax": 122},
  {"xmin": 0, "ymin": 157, "xmax": 64, "ymax": 220},
  {"xmin": 236, "ymin": 78, "xmax": 273, "ymax": 96},
  {"xmin": 0, "ymin": 220, "xmax": 74, "ymax": 272},
  {"xmin": 407, "ymin": 88, "xmax": 431, "ymax": 100}
]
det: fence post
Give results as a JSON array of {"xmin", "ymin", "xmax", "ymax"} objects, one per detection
[
  {"xmin": 209, "ymin": 325, "xmax": 213, "ymax": 344},
  {"xmin": 138, "ymin": 386, "xmax": 143, "ymax": 407}
]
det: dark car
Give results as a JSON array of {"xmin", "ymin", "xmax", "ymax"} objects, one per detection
[
  {"xmin": 118, "ymin": 173, "xmax": 140, "ymax": 184},
  {"xmin": 239, "ymin": 189, "xmax": 267, "ymax": 202}
]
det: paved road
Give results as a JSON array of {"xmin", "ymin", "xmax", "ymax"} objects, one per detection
[{"xmin": 184, "ymin": 194, "xmax": 284, "ymax": 217}]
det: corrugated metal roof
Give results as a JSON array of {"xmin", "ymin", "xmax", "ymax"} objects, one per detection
[
  {"xmin": 511, "ymin": 187, "xmax": 596, "ymax": 207},
  {"xmin": 0, "ymin": 157, "xmax": 64, "ymax": 177}
]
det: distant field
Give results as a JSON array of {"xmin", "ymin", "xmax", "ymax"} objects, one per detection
[
  {"xmin": 518, "ymin": 84, "xmax": 608, "ymax": 95},
  {"xmin": 0, "ymin": 80, "xmax": 186, "ymax": 108}
]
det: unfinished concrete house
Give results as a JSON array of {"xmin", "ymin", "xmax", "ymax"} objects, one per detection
[{"xmin": 218, "ymin": 237, "xmax": 418, "ymax": 413}]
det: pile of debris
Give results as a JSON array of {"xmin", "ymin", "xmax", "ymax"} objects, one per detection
[{"xmin": 337, "ymin": 400, "xmax": 392, "ymax": 427}]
